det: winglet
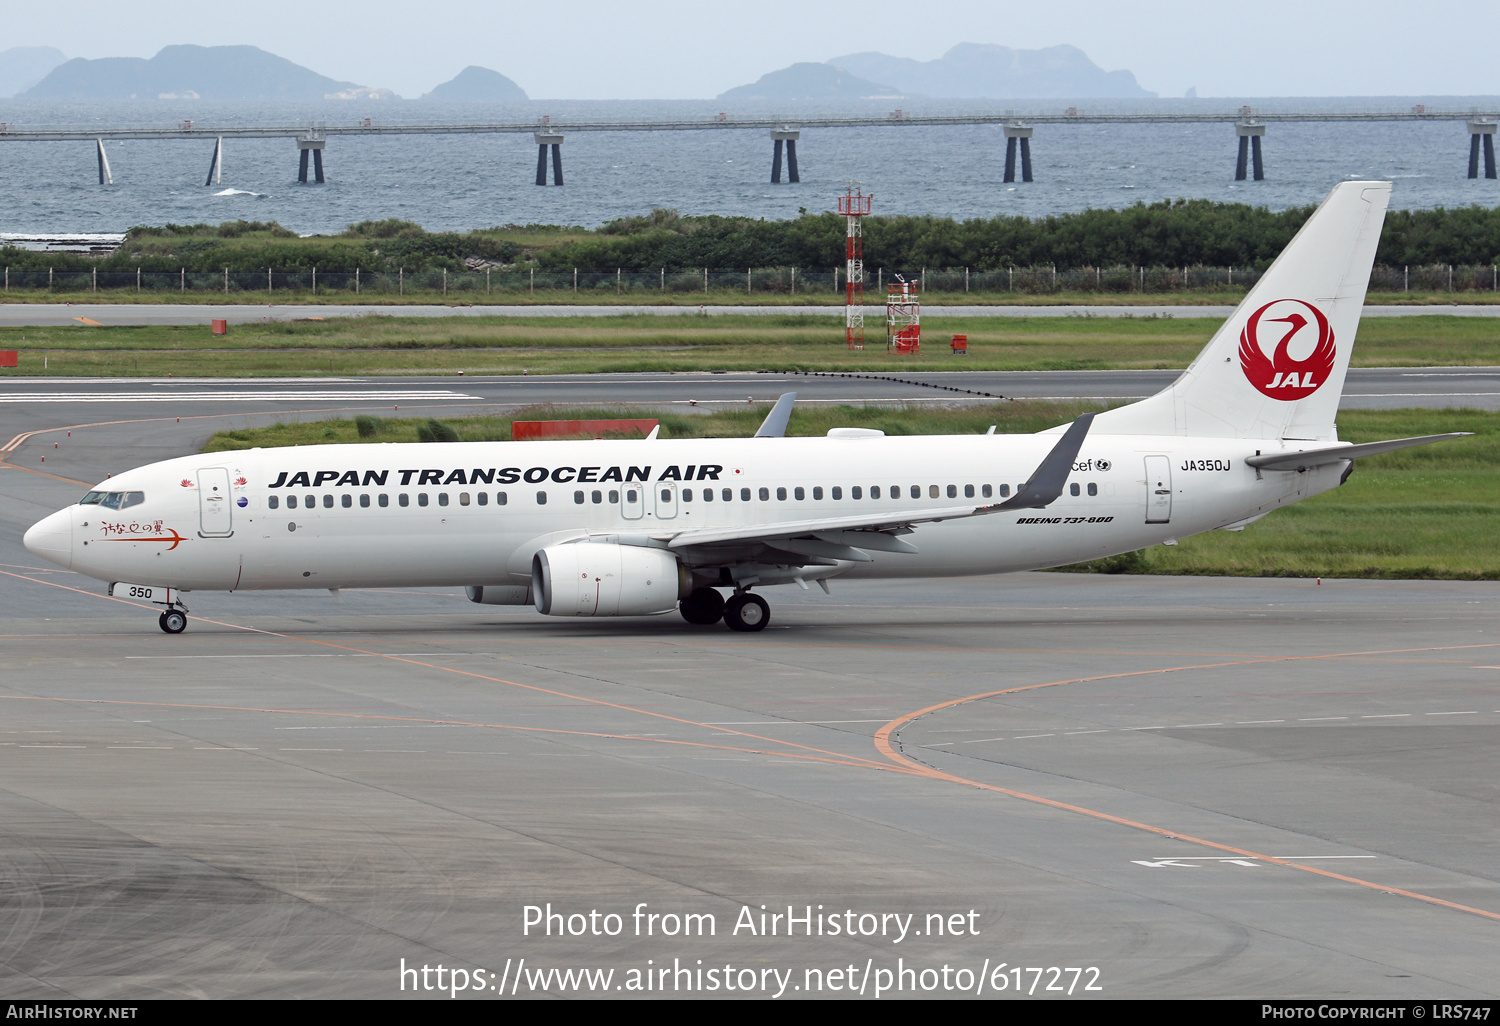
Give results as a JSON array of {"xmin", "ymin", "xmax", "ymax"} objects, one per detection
[
  {"xmin": 754, "ymin": 393, "xmax": 798, "ymax": 437},
  {"xmin": 995, "ymin": 413, "xmax": 1094, "ymax": 511}
]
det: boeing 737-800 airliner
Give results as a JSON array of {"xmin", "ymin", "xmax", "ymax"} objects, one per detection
[{"xmin": 23, "ymin": 182, "xmax": 1467, "ymax": 633}]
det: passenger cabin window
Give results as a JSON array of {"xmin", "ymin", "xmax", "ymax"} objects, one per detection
[
  {"xmin": 305, "ymin": 494, "xmax": 315, "ymax": 508},
  {"xmin": 981, "ymin": 484, "xmax": 991, "ymax": 498},
  {"xmin": 341, "ymin": 494, "xmax": 352, "ymax": 508},
  {"xmin": 776, "ymin": 487, "xmax": 787, "ymax": 501},
  {"xmin": 794, "ymin": 487, "xmax": 805, "ymax": 500},
  {"xmin": 575, "ymin": 491, "xmax": 585, "ymax": 504},
  {"xmin": 418, "ymin": 494, "xmax": 429, "ymax": 507},
  {"xmin": 379, "ymin": 494, "xmax": 389, "ymax": 507},
  {"xmin": 831, "ymin": 486, "xmax": 842, "ymax": 500},
  {"xmin": 964, "ymin": 484, "xmax": 974, "ymax": 498},
  {"xmin": 399, "ymin": 494, "xmax": 410, "ymax": 507},
  {"xmin": 870, "ymin": 486, "xmax": 880, "ymax": 499},
  {"xmin": 287, "ymin": 495, "xmax": 298, "ymax": 509},
  {"xmin": 912, "ymin": 485, "xmax": 922, "ymax": 499},
  {"xmin": 268, "ymin": 495, "xmax": 280, "ymax": 509},
  {"xmin": 359, "ymin": 494, "xmax": 370, "ymax": 508},
  {"xmin": 323, "ymin": 495, "xmax": 334, "ymax": 508},
  {"xmin": 592, "ymin": 490, "xmax": 603, "ymax": 504},
  {"xmin": 459, "ymin": 492, "xmax": 471, "ymax": 506},
  {"xmin": 740, "ymin": 488, "xmax": 750, "ymax": 502},
  {"xmin": 609, "ymin": 490, "xmax": 620, "ymax": 503},
  {"xmin": 476, "ymin": 493, "xmax": 487, "ymax": 506},
  {"xmin": 497, "ymin": 492, "xmax": 508, "ymax": 505},
  {"xmin": 1069, "ymin": 483, "xmax": 1080, "ymax": 496},
  {"xmin": 438, "ymin": 493, "xmax": 449, "ymax": 507},
  {"xmin": 999, "ymin": 484, "xmax": 1011, "ymax": 497},
  {"xmin": 759, "ymin": 487, "xmax": 770, "ymax": 501},
  {"xmin": 811, "ymin": 487, "xmax": 821, "ymax": 500},
  {"xmin": 702, "ymin": 488, "xmax": 713, "ymax": 502},
  {"xmin": 536, "ymin": 491, "xmax": 547, "ymax": 504},
  {"xmin": 1087, "ymin": 483, "xmax": 1098, "ymax": 496}
]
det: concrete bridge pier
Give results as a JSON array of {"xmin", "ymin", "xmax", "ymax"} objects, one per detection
[
  {"xmin": 204, "ymin": 137, "xmax": 222, "ymax": 187},
  {"xmin": 771, "ymin": 129, "xmax": 800, "ymax": 183},
  {"xmin": 534, "ymin": 132, "xmax": 564, "ymax": 185},
  {"xmin": 95, "ymin": 139, "xmax": 113, "ymax": 185},
  {"xmin": 1003, "ymin": 124, "xmax": 1033, "ymax": 183},
  {"xmin": 1467, "ymin": 121, "xmax": 1496, "ymax": 179},
  {"xmin": 1235, "ymin": 122, "xmax": 1265, "ymax": 181},
  {"xmin": 297, "ymin": 136, "xmax": 325, "ymax": 184}
]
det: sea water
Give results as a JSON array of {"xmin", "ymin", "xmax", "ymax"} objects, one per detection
[{"xmin": 0, "ymin": 96, "xmax": 1496, "ymax": 235}]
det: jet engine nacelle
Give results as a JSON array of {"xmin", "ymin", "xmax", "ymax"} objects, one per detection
[
  {"xmin": 531, "ymin": 542, "xmax": 687, "ymax": 617},
  {"xmin": 465, "ymin": 585, "xmax": 534, "ymax": 605}
]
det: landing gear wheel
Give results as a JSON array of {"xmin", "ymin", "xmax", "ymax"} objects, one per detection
[
  {"xmin": 723, "ymin": 592, "xmax": 770, "ymax": 633},
  {"xmin": 679, "ymin": 587, "xmax": 726, "ymax": 625},
  {"xmin": 159, "ymin": 609, "xmax": 187, "ymax": 634}
]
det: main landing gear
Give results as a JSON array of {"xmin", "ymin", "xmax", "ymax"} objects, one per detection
[
  {"xmin": 158, "ymin": 607, "xmax": 188, "ymax": 634},
  {"xmin": 678, "ymin": 587, "xmax": 770, "ymax": 632}
]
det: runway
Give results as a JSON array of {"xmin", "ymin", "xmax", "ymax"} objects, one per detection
[
  {"xmin": 4, "ymin": 302, "xmax": 1500, "ymax": 326},
  {"xmin": 0, "ymin": 375, "xmax": 1497, "ymax": 999}
]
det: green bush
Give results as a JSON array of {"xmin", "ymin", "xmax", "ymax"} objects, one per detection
[{"xmin": 416, "ymin": 419, "xmax": 460, "ymax": 442}]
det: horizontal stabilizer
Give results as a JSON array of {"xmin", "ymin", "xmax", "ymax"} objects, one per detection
[{"xmin": 1245, "ymin": 432, "xmax": 1471, "ymax": 471}]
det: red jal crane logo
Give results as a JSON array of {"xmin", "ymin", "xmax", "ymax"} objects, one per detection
[{"xmin": 1237, "ymin": 299, "xmax": 1336, "ymax": 401}]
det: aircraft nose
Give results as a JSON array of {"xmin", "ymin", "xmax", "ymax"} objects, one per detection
[{"xmin": 23, "ymin": 508, "xmax": 73, "ymax": 569}]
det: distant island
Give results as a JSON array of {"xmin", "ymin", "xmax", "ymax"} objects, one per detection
[
  {"xmin": 718, "ymin": 43, "xmax": 1155, "ymax": 101},
  {"xmin": 718, "ymin": 62, "xmax": 903, "ymax": 103},
  {"xmin": 0, "ymin": 46, "xmax": 67, "ymax": 98},
  {"xmin": 422, "ymin": 66, "xmax": 528, "ymax": 101},
  {"xmin": 21, "ymin": 44, "xmax": 393, "ymax": 101}
]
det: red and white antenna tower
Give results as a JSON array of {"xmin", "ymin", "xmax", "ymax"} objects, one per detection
[{"xmin": 837, "ymin": 182, "xmax": 871, "ymax": 350}]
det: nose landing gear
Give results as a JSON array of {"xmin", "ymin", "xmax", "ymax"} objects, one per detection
[{"xmin": 158, "ymin": 608, "xmax": 188, "ymax": 634}]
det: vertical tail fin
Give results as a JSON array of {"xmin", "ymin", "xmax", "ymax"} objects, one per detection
[{"xmin": 1093, "ymin": 181, "xmax": 1391, "ymax": 440}]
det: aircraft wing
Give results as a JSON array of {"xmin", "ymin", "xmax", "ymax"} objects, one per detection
[
  {"xmin": 1245, "ymin": 432, "xmax": 1471, "ymax": 471},
  {"xmin": 660, "ymin": 414, "xmax": 1094, "ymax": 562}
]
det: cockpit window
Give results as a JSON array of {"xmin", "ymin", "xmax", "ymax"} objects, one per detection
[{"xmin": 80, "ymin": 490, "xmax": 145, "ymax": 510}]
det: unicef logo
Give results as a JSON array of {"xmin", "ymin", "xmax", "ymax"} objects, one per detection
[{"xmin": 1095, "ymin": 459, "xmax": 1112, "ymax": 472}]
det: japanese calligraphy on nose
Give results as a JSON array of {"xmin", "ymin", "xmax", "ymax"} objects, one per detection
[{"xmin": 1237, "ymin": 299, "xmax": 1336, "ymax": 401}]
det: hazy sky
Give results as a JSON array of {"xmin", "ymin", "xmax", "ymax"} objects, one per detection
[{"xmin": 8, "ymin": 1, "xmax": 1498, "ymax": 100}]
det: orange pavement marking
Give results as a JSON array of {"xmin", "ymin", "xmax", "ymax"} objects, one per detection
[{"xmin": 874, "ymin": 662, "xmax": 1500, "ymax": 924}]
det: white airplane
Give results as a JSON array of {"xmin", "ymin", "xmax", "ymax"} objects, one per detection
[{"xmin": 24, "ymin": 181, "xmax": 1467, "ymax": 634}]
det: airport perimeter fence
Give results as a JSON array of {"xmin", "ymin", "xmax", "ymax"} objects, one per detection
[{"xmin": 0, "ymin": 264, "xmax": 1495, "ymax": 297}]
